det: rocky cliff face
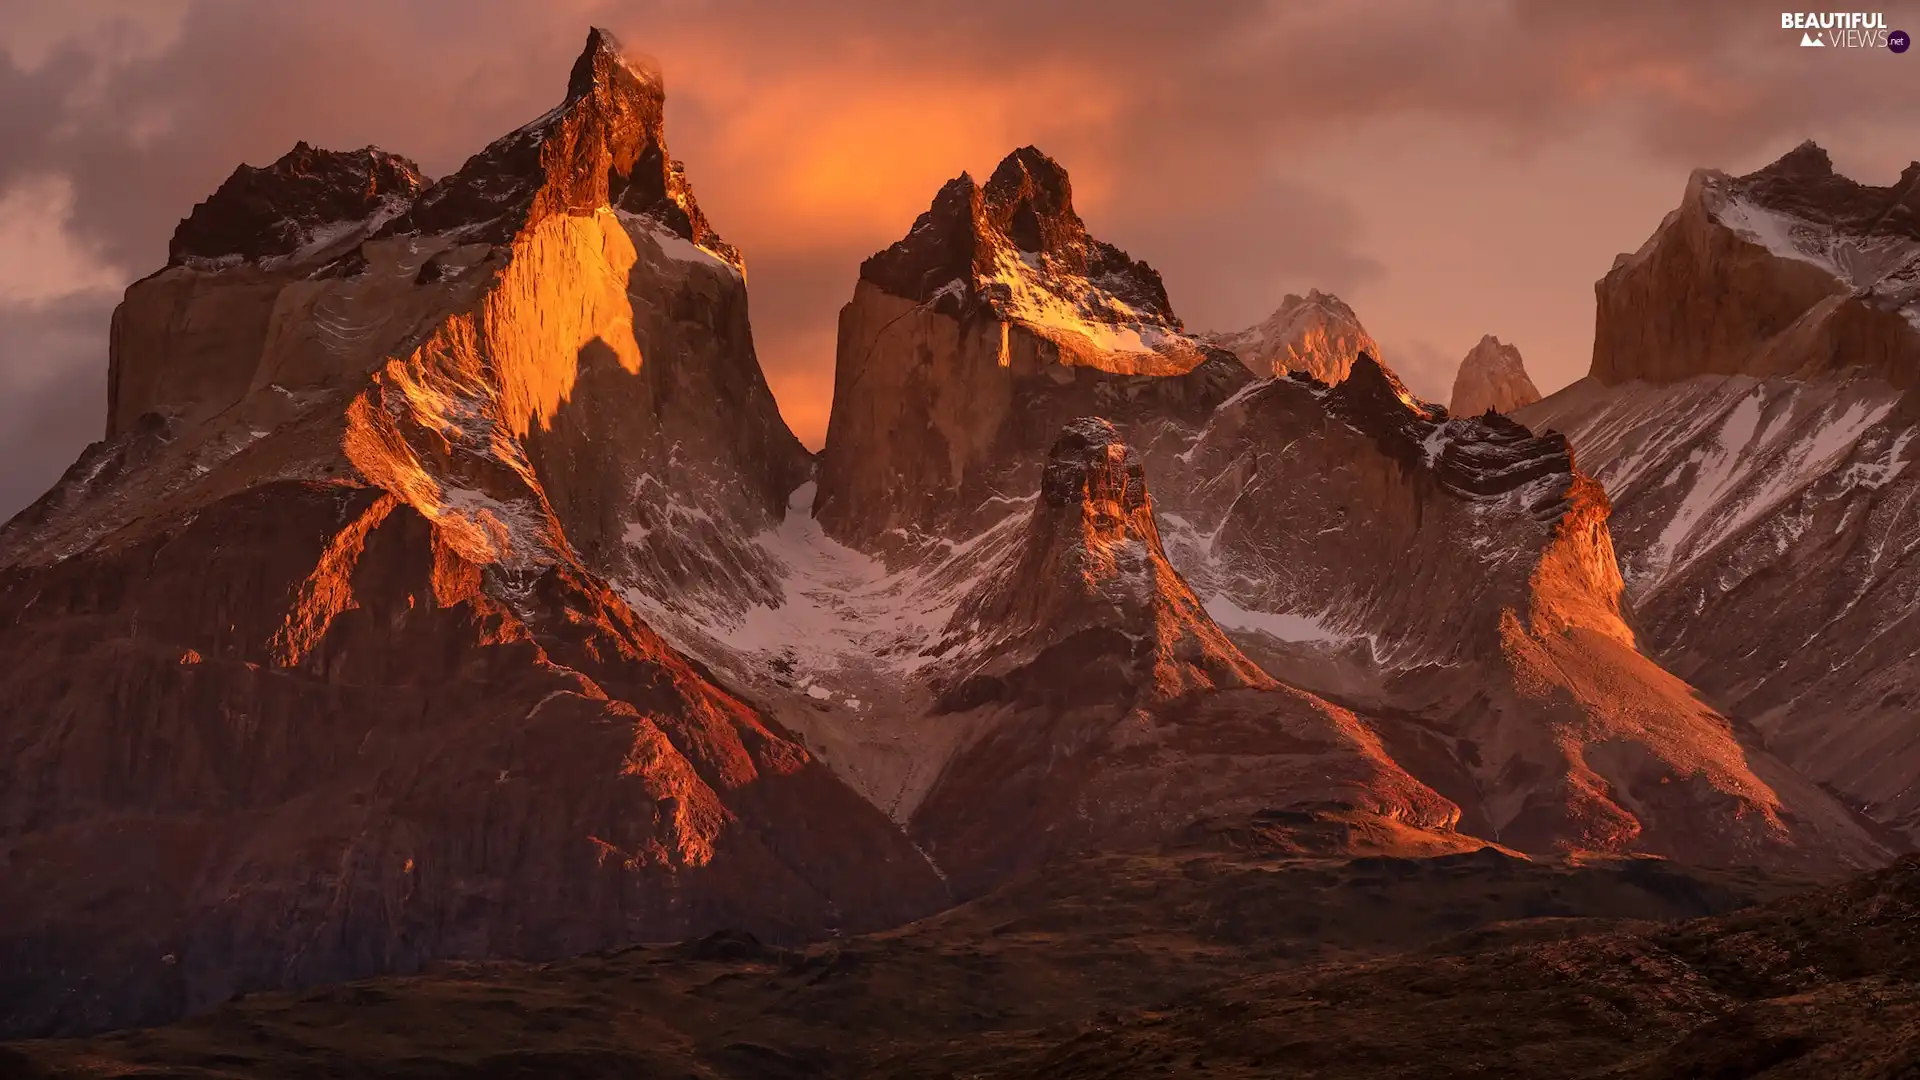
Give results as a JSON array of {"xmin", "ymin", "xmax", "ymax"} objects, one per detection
[
  {"xmin": 1211, "ymin": 289, "xmax": 1381, "ymax": 383},
  {"xmin": 5, "ymin": 67, "xmax": 1903, "ymax": 1039},
  {"xmin": 813, "ymin": 148, "xmax": 1248, "ymax": 552},
  {"xmin": 1591, "ymin": 141, "xmax": 1920, "ymax": 388},
  {"xmin": 1448, "ymin": 334, "xmax": 1541, "ymax": 416},
  {"xmin": 1520, "ymin": 146, "xmax": 1920, "ymax": 844},
  {"xmin": 636, "ymin": 146, "xmax": 1887, "ymax": 891},
  {"xmin": 0, "ymin": 28, "xmax": 943, "ymax": 1039}
]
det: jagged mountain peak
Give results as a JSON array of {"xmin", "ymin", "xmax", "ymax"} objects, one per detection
[
  {"xmin": 943, "ymin": 416, "xmax": 1272, "ymax": 708},
  {"xmin": 565, "ymin": 26, "xmax": 661, "ymax": 103},
  {"xmin": 168, "ymin": 142, "xmax": 426, "ymax": 267},
  {"xmin": 1754, "ymin": 138, "xmax": 1834, "ymax": 179},
  {"xmin": 378, "ymin": 26, "xmax": 733, "ymax": 261},
  {"xmin": 859, "ymin": 146, "xmax": 1180, "ymax": 335},
  {"xmin": 982, "ymin": 145, "xmax": 1084, "ymax": 257},
  {"xmin": 1212, "ymin": 288, "xmax": 1381, "ymax": 383},
  {"xmin": 1449, "ymin": 334, "xmax": 1541, "ymax": 416},
  {"xmin": 1321, "ymin": 351, "xmax": 1435, "ymax": 420},
  {"xmin": 0, "ymin": 25, "xmax": 906, "ymax": 1035},
  {"xmin": 1729, "ymin": 139, "xmax": 1920, "ymax": 240}
]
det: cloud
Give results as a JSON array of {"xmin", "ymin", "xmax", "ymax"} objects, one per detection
[
  {"xmin": 1383, "ymin": 338, "xmax": 1460, "ymax": 403},
  {"xmin": 0, "ymin": 176, "xmax": 126, "ymax": 303},
  {"xmin": 0, "ymin": 293, "xmax": 113, "ymax": 519}
]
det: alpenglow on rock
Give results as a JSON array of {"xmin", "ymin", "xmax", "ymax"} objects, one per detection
[
  {"xmin": 1448, "ymin": 335, "xmax": 1541, "ymax": 416},
  {"xmin": 1211, "ymin": 289, "xmax": 1381, "ymax": 383},
  {"xmin": 814, "ymin": 145, "xmax": 1248, "ymax": 550}
]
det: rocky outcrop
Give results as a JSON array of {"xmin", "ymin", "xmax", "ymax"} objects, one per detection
[
  {"xmin": 99, "ymin": 27, "xmax": 806, "ymax": 618},
  {"xmin": 0, "ymin": 28, "xmax": 939, "ymax": 1039},
  {"xmin": 1592, "ymin": 141, "xmax": 1920, "ymax": 389},
  {"xmin": 813, "ymin": 147, "xmax": 1248, "ymax": 551},
  {"xmin": 940, "ymin": 417, "xmax": 1275, "ymax": 704},
  {"xmin": 1448, "ymin": 334, "xmax": 1541, "ymax": 416},
  {"xmin": 674, "ymin": 141, "xmax": 1888, "ymax": 894},
  {"xmin": 910, "ymin": 418, "xmax": 1462, "ymax": 895},
  {"xmin": 169, "ymin": 143, "xmax": 426, "ymax": 268},
  {"xmin": 1211, "ymin": 289, "xmax": 1380, "ymax": 383}
]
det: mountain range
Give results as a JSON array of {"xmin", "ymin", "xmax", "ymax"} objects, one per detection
[{"xmin": 1, "ymin": 28, "xmax": 1915, "ymax": 1068}]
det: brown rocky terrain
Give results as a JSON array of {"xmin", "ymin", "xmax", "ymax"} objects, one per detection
[
  {"xmin": 12, "ymin": 820, "xmax": 1903, "ymax": 1080},
  {"xmin": 1211, "ymin": 288, "xmax": 1380, "ymax": 383},
  {"xmin": 1449, "ymin": 333, "xmax": 1542, "ymax": 415},
  {"xmin": 0, "ymin": 28, "xmax": 945, "ymax": 1039},
  {"xmin": 1518, "ymin": 141, "xmax": 1920, "ymax": 843},
  {"xmin": 1588, "ymin": 141, "xmax": 1919, "ymax": 389}
]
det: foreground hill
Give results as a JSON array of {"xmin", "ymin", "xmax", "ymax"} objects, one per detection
[{"xmin": 14, "ymin": 822, "xmax": 1911, "ymax": 1079}]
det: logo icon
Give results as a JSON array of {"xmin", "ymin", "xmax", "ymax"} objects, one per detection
[
  {"xmin": 1801, "ymin": 31, "xmax": 1826, "ymax": 45},
  {"xmin": 1892, "ymin": 29, "xmax": 1912, "ymax": 51}
]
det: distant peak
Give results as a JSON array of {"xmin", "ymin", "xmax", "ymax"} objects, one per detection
[
  {"xmin": 1450, "ymin": 336, "xmax": 1540, "ymax": 416},
  {"xmin": 1212, "ymin": 288, "xmax": 1377, "ymax": 383},
  {"xmin": 566, "ymin": 26, "xmax": 660, "ymax": 103},
  {"xmin": 1757, "ymin": 139, "xmax": 1835, "ymax": 179}
]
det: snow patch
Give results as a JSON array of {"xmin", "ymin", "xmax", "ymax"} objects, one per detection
[
  {"xmin": 1202, "ymin": 594, "xmax": 1335, "ymax": 643},
  {"xmin": 615, "ymin": 210, "xmax": 740, "ymax": 276},
  {"xmin": 1641, "ymin": 384, "xmax": 1896, "ymax": 589},
  {"xmin": 982, "ymin": 248, "xmax": 1186, "ymax": 357},
  {"xmin": 1713, "ymin": 191, "xmax": 1920, "ymax": 330}
]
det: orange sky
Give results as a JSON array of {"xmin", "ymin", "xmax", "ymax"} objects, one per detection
[{"xmin": 1, "ymin": 0, "xmax": 1916, "ymax": 497}]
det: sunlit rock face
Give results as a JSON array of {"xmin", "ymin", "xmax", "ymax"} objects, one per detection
[
  {"xmin": 1449, "ymin": 335, "xmax": 1541, "ymax": 416},
  {"xmin": 0, "ymin": 27, "xmax": 943, "ymax": 1040},
  {"xmin": 814, "ymin": 146, "xmax": 1249, "ymax": 551},
  {"xmin": 1211, "ymin": 289, "xmax": 1381, "ymax": 384},
  {"xmin": 0, "ymin": 33, "xmax": 1900, "ymax": 1044},
  {"xmin": 1520, "ymin": 141, "xmax": 1920, "ymax": 845}
]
